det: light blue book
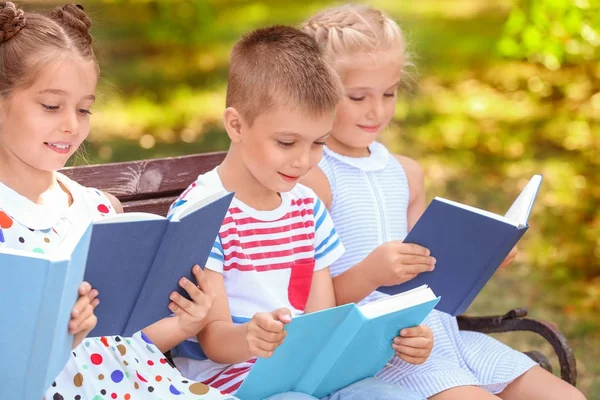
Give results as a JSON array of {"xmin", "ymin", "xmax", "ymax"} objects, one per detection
[
  {"xmin": 236, "ymin": 285, "xmax": 440, "ymax": 399},
  {"xmin": 0, "ymin": 220, "xmax": 93, "ymax": 400}
]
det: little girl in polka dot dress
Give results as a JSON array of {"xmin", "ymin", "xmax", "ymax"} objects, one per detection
[{"xmin": 0, "ymin": 2, "xmax": 236, "ymax": 399}]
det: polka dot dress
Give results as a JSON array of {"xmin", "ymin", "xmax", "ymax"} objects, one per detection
[{"xmin": 0, "ymin": 173, "xmax": 237, "ymax": 400}]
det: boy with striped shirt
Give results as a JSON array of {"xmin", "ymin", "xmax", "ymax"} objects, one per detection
[{"xmin": 167, "ymin": 25, "xmax": 432, "ymax": 399}]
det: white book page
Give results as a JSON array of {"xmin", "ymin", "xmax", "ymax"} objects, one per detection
[
  {"xmin": 359, "ymin": 285, "xmax": 437, "ymax": 319},
  {"xmin": 95, "ymin": 212, "xmax": 165, "ymax": 224},
  {"xmin": 504, "ymin": 175, "xmax": 543, "ymax": 227},
  {"xmin": 169, "ymin": 189, "xmax": 230, "ymax": 221},
  {"xmin": 435, "ymin": 197, "xmax": 516, "ymax": 226}
]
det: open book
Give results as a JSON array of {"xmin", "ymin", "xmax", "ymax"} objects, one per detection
[
  {"xmin": 236, "ymin": 285, "xmax": 440, "ymax": 399},
  {"xmin": 378, "ymin": 175, "xmax": 543, "ymax": 316},
  {"xmin": 85, "ymin": 191, "xmax": 233, "ymax": 337},
  {"xmin": 0, "ymin": 221, "xmax": 93, "ymax": 399}
]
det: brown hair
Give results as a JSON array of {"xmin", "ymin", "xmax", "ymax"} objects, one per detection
[
  {"xmin": 226, "ymin": 25, "xmax": 343, "ymax": 125},
  {"xmin": 0, "ymin": 1, "xmax": 96, "ymax": 97}
]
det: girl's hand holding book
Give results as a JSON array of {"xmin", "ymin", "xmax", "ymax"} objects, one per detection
[
  {"xmin": 169, "ymin": 265, "xmax": 216, "ymax": 337},
  {"xmin": 70, "ymin": 281, "xmax": 99, "ymax": 349},
  {"xmin": 365, "ymin": 241, "xmax": 436, "ymax": 287},
  {"xmin": 392, "ymin": 324, "xmax": 434, "ymax": 365},
  {"xmin": 498, "ymin": 246, "xmax": 518, "ymax": 269}
]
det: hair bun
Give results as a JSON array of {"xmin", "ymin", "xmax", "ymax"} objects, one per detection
[
  {"xmin": 50, "ymin": 3, "xmax": 91, "ymax": 46},
  {"xmin": 0, "ymin": 1, "xmax": 26, "ymax": 44}
]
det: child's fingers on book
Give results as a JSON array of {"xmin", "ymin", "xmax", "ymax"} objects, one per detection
[
  {"xmin": 170, "ymin": 291, "xmax": 194, "ymax": 311},
  {"xmin": 400, "ymin": 253, "xmax": 434, "ymax": 265},
  {"xmin": 192, "ymin": 265, "xmax": 211, "ymax": 290},
  {"xmin": 253, "ymin": 338, "xmax": 281, "ymax": 354},
  {"xmin": 393, "ymin": 343, "xmax": 430, "ymax": 358},
  {"xmin": 71, "ymin": 294, "xmax": 91, "ymax": 318},
  {"xmin": 399, "ymin": 325, "xmax": 431, "ymax": 337},
  {"xmin": 394, "ymin": 336, "xmax": 431, "ymax": 350},
  {"xmin": 179, "ymin": 280, "xmax": 206, "ymax": 302},
  {"xmin": 401, "ymin": 262, "xmax": 434, "ymax": 275},
  {"xmin": 70, "ymin": 303, "xmax": 94, "ymax": 333},
  {"xmin": 78, "ymin": 281, "xmax": 92, "ymax": 295},
  {"xmin": 253, "ymin": 327, "xmax": 286, "ymax": 343},
  {"xmin": 398, "ymin": 243, "xmax": 431, "ymax": 256},
  {"xmin": 260, "ymin": 314, "xmax": 287, "ymax": 332}
]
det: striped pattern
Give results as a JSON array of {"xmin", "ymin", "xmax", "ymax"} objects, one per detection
[
  {"xmin": 168, "ymin": 168, "xmax": 344, "ymax": 395},
  {"xmin": 321, "ymin": 142, "xmax": 409, "ymax": 304},
  {"xmin": 320, "ymin": 142, "xmax": 536, "ymax": 398}
]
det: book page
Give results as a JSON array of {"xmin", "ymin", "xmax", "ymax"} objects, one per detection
[
  {"xmin": 95, "ymin": 212, "xmax": 165, "ymax": 223},
  {"xmin": 359, "ymin": 285, "xmax": 437, "ymax": 319},
  {"xmin": 170, "ymin": 189, "xmax": 230, "ymax": 221},
  {"xmin": 435, "ymin": 198, "xmax": 516, "ymax": 226},
  {"xmin": 504, "ymin": 175, "xmax": 543, "ymax": 227}
]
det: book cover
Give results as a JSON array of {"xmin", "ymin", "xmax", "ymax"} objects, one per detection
[
  {"xmin": 236, "ymin": 285, "xmax": 440, "ymax": 399},
  {"xmin": 0, "ymin": 222, "xmax": 93, "ymax": 399},
  {"xmin": 377, "ymin": 175, "xmax": 543, "ymax": 316},
  {"xmin": 86, "ymin": 192, "xmax": 234, "ymax": 337}
]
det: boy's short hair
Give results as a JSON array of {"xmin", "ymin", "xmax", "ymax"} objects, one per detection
[{"xmin": 226, "ymin": 25, "xmax": 343, "ymax": 125}]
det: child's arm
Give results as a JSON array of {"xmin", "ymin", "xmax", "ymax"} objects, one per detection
[
  {"xmin": 142, "ymin": 265, "xmax": 215, "ymax": 353},
  {"xmin": 394, "ymin": 155, "xmax": 426, "ymax": 231},
  {"xmin": 301, "ymin": 166, "xmax": 435, "ymax": 306},
  {"xmin": 197, "ymin": 269, "xmax": 291, "ymax": 363},
  {"xmin": 103, "ymin": 191, "xmax": 124, "ymax": 213},
  {"xmin": 304, "ymin": 267, "xmax": 336, "ymax": 313}
]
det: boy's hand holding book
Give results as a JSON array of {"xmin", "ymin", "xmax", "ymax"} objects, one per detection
[
  {"xmin": 246, "ymin": 308, "xmax": 292, "ymax": 358},
  {"xmin": 392, "ymin": 324, "xmax": 433, "ymax": 365},
  {"xmin": 169, "ymin": 265, "xmax": 216, "ymax": 337},
  {"xmin": 70, "ymin": 281, "xmax": 99, "ymax": 349},
  {"xmin": 364, "ymin": 241, "xmax": 436, "ymax": 287}
]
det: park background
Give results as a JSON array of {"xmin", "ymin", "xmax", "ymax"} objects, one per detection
[{"xmin": 23, "ymin": 0, "xmax": 600, "ymax": 397}]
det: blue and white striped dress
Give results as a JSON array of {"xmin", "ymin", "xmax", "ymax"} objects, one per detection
[{"xmin": 320, "ymin": 142, "xmax": 536, "ymax": 398}]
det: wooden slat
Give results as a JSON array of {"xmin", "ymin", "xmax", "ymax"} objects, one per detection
[
  {"xmin": 61, "ymin": 152, "xmax": 226, "ymax": 201},
  {"xmin": 122, "ymin": 196, "xmax": 178, "ymax": 217}
]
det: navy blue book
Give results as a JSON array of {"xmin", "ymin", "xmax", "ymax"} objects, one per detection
[
  {"xmin": 236, "ymin": 285, "xmax": 439, "ymax": 400},
  {"xmin": 0, "ymin": 221, "xmax": 93, "ymax": 399},
  {"xmin": 378, "ymin": 175, "xmax": 543, "ymax": 316},
  {"xmin": 85, "ymin": 191, "xmax": 233, "ymax": 337}
]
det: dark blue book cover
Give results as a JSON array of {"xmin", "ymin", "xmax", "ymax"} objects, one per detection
[
  {"xmin": 377, "ymin": 175, "xmax": 542, "ymax": 316},
  {"xmin": 85, "ymin": 192, "xmax": 233, "ymax": 337}
]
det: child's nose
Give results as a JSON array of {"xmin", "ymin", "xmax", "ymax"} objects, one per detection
[
  {"xmin": 368, "ymin": 98, "xmax": 385, "ymax": 120},
  {"xmin": 60, "ymin": 110, "xmax": 79, "ymax": 135}
]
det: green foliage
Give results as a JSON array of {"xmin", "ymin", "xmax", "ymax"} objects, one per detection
[{"xmin": 498, "ymin": 0, "xmax": 600, "ymax": 69}]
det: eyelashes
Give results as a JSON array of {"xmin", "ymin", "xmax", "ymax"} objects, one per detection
[
  {"xmin": 41, "ymin": 104, "xmax": 92, "ymax": 115},
  {"xmin": 277, "ymin": 141, "xmax": 326, "ymax": 148}
]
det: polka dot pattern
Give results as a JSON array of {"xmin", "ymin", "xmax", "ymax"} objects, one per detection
[{"xmin": 0, "ymin": 182, "xmax": 231, "ymax": 399}]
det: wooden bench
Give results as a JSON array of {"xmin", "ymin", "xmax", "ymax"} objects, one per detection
[{"xmin": 61, "ymin": 151, "xmax": 578, "ymax": 386}]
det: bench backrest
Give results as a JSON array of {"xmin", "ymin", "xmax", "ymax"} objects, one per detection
[{"xmin": 61, "ymin": 152, "xmax": 226, "ymax": 216}]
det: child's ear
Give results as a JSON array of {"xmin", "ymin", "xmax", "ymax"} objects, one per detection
[{"xmin": 223, "ymin": 107, "xmax": 244, "ymax": 144}]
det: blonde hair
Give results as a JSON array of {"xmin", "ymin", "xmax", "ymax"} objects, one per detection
[
  {"xmin": 226, "ymin": 25, "xmax": 343, "ymax": 125},
  {"xmin": 302, "ymin": 4, "xmax": 415, "ymax": 89}
]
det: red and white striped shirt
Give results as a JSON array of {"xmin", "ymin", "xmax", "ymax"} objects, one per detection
[{"xmin": 168, "ymin": 168, "xmax": 344, "ymax": 394}]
